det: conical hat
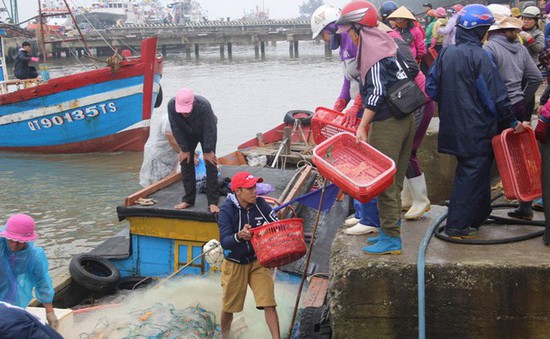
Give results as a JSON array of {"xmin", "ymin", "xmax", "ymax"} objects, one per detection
[
  {"xmin": 488, "ymin": 15, "xmax": 523, "ymax": 32},
  {"xmin": 377, "ymin": 21, "xmax": 393, "ymax": 32},
  {"xmin": 387, "ymin": 6, "xmax": 417, "ymax": 21}
]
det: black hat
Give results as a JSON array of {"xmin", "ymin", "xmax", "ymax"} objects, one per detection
[{"xmin": 422, "ymin": 3, "xmax": 433, "ymax": 8}]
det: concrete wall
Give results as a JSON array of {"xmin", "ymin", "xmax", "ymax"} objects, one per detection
[
  {"xmin": 329, "ymin": 206, "xmax": 550, "ymax": 338},
  {"xmin": 417, "ymin": 117, "xmax": 456, "ymax": 204}
]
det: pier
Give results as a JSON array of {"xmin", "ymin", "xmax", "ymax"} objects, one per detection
[{"xmin": 5, "ymin": 20, "xmax": 330, "ymax": 61}]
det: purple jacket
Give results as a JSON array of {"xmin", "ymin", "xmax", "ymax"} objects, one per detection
[{"xmin": 336, "ymin": 33, "xmax": 358, "ymax": 101}]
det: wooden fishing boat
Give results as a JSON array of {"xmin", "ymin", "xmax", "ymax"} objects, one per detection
[{"xmin": 0, "ymin": 2, "xmax": 163, "ymax": 153}]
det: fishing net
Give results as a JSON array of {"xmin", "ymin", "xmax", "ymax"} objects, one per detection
[{"xmin": 76, "ymin": 303, "xmax": 219, "ymax": 338}]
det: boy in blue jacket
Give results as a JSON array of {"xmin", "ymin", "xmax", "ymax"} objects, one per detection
[{"xmin": 217, "ymin": 171, "xmax": 280, "ymax": 339}]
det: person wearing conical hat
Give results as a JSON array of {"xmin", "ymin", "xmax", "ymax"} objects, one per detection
[{"xmin": 387, "ymin": 6, "xmax": 427, "ymax": 60}]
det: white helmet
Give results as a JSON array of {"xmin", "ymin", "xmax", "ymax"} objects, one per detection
[
  {"xmin": 310, "ymin": 4, "xmax": 341, "ymax": 39},
  {"xmin": 487, "ymin": 4, "xmax": 512, "ymax": 17}
]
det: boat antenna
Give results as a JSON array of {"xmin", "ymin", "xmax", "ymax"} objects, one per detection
[
  {"xmin": 61, "ymin": 0, "xmax": 97, "ymax": 68},
  {"xmin": 37, "ymin": 0, "xmax": 47, "ymax": 62}
]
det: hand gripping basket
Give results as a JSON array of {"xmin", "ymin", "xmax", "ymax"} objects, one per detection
[
  {"xmin": 250, "ymin": 218, "xmax": 306, "ymax": 268},
  {"xmin": 311, "ymin": 106, "xmax": 362, "ymax": 144},
  {"xmin": 492, "ymin": 127, "xmax": 542, "ymax": 202},
  {"xmin": 312, "ymin": 132, "xmax": 396, "ymax": 203}
]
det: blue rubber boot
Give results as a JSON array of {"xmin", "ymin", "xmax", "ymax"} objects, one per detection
[
  {"xmin": 533, "ymin": 197, "xmax": 544, "ymax": 212},
  {"xmin": 367, "ymin": 235, "xmax": 379, "ymax": 244},
  {"xmin": 363, "ymin": 229, "xmax": 402, "ymax": 255}
]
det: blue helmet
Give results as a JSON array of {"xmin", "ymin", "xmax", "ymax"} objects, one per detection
[
  {"xmin": 379, "ymin": 1, "xmax": 398, "ymax": 19},
  {"xmin": 456, "ymin": 4, "xmax": 494, "ymax": 29}
]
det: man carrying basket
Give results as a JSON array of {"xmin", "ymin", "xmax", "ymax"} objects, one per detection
[{"xmin": 218, "ymin": 171, "xmax": 280, "ymax": 339}]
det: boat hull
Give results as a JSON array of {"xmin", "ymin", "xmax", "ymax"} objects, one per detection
[{"xmin": 0, "ymin": 38, "xmax": 162, "ymax": 153}]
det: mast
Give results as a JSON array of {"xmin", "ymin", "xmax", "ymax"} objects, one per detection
[{"xmin": 37, "ymin": 0, "xmax": 47, "ymax": 62}]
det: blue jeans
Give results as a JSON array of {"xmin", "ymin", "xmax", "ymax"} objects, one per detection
[{"xmin": 353, "ymin": 198, "xmax": 380, "ymax": 227}]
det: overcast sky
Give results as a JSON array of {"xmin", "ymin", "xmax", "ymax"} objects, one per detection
[{"xmin": 20, "ymin": 1, "xmax": 352, "ymax": 22}]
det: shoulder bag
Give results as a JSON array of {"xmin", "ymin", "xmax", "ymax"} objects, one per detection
[{"xmin": 386, "ymin": 54, "xmax": 427, "ymax": 120}]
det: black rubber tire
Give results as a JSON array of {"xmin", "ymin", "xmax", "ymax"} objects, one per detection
[
  {"xmin": 116, "ymin": 276, "xmax": 155, "ymax": 291},
  {"xmin": 69, "ymin": 254, "xmax": 120, "ymax": 292},
  {"xmin": 283, "ymin": 110, "xmax": 313, "ymax": 126},
  {"xmin": 154, "ymin": 85, "xmax": 163, "ymax": 108}
]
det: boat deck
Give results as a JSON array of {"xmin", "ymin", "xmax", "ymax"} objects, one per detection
[{"xmin": 117, "ymin": 165, "xmax": 300, "ymax": 222}]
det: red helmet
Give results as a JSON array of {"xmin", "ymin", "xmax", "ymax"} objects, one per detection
[
  {"xmin": 452, "ymin": 4, "xmax": 464, "ymax": 12},
  {"xmin": 336, "ymin": 0, "xmax": 378, "ymax": 27}
]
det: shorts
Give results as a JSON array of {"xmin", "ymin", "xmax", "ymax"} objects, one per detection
[{"xmin": 221, "ymin": 259, "xmax": 277, "ymax": 313}]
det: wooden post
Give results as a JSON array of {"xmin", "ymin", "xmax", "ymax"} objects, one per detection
[
  {"xmin": 324, "ymin": 42, "xmax": 332, "ymax": 58},
  {"xmin": 293, "ymin": 41, "xmax": 299, "ymax": 58},
  {"xmin": 194, "ymin": 43, "xmax": 199, "ymax": 59},
  {"xmin": 219, "ymin": 43, "xmax": 225, "ymax": 60},
  {"xmin": 161, "ymin": 44, "xmax": 167, "ymax": 57},
  {"xmin": 260, "ymin": 41, "xmax": 265, "ymax": 59},
  {"xmin": 254, "ymin": 42, "xmax": 260, "ymax": 59},
  {"xmin": 227, "ymin": 42, "xmax": 233, "ymax": 60},
  {"xmin": 184, "ymin": 44, "xmax": 191, "ymax": 59},
  {"xmin": 283, "ymin": 126, "xmax": 292, "ymax": 155},
  {"xmin": 289, "ymin": 41, "xmax": 294, "ymax": 58}
]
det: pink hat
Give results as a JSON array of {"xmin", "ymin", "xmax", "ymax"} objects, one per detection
[
  {"xmin": 0, "ymin": 214, "xmax": 38, "ymax": 242},
  {"xmin": 175, "ymin": 88, "xmax": 194, "ymax": 114},
  {"xmin": 435, "ymin": 7, "xmax": 446, "ymax": 18}
]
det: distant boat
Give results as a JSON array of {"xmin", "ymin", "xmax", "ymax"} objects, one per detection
[
  {"xmin": 0, "ymin": 22, "xmax": 163, "ymax": 152},
  {"xmin": 27, "ymin": 5, "xmax": 73, "ymax": 37}
]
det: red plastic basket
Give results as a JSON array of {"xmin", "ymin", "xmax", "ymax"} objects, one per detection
[
  {"xmin": 311, "ymin": 106, "xmax": 362, "ymax": 144},
  {"xmin": 312, "ymin": 132, "xmax": 396, "ymax": 203},
  {"xmin": 492, "ymin": 127, "xmax": 542, "ymax": 202},
  {"xmin": 250, "ymin": 218, "xmax": 306, "ymax": 268}
]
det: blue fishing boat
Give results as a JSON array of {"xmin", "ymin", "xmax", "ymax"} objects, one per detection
[{"xmin": 0, "ymin": 25, "xmax": 162, "ymax": 153}]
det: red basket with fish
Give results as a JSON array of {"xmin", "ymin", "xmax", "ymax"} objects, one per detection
[
  {"xmin": 250, "ymin": 218, "xmax": 306, "ymax": 268},
  {"xmin": 312, "ymin": 132, "xmax": 396, "ymax": 203},
  {"xmin": 311, "ymin": 106, "xmax": 362, "ymax": 144},
  {"xmin": 492, "ymin": 127, "xmax": 542, "ymax": 202}
]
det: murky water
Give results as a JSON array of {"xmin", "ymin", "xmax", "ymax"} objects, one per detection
[{"xmin": 0, "ymin": 41, "xmax": 342, "ymax": 276}]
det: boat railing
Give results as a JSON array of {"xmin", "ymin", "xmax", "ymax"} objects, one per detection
[{"xmin": 0, "ymin": 78, "xmax": 42, "ymax": 95}]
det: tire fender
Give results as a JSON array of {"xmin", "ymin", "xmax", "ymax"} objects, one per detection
[
  {"xmin": 283, "ymin": 110, "xmax": 314, "ymax": 126},
  {"xmin": 69, "ymin": 254, "xmax": 120, "ymax": 292}
]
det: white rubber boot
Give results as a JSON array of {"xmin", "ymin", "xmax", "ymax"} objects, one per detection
[
  {"xmin": 401, "ymin": 178, "xmax": 412, "ymax": 211},
  {"xmin": 404, "ymin": 174, "xmax": 431, "ymax": 220},
  {"xmin": 344, "ymin": 223, "xmax": 379, "ymax": 235},
  {"xmin": 344, "ymin": 217, "xmax": 361, "ymax": 227}
]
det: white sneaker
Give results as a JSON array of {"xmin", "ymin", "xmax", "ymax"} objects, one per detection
[
  {"xmin": 344, "ymin": 223, "xmax": 379, "ymax": 235},
  {"xmin": 344, "ymin": 217, "xmax": 361, "ymax": 227}
]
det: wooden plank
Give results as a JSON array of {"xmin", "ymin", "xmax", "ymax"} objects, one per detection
[
  {"xmin": 302, "ymin": 276, "xmax": 329, "ymax": 308},
  {"xmin": 278, "ymin": 165, "xmax": 313, "ymax": 217},
  {"xmin": 218, "ymin": 151, "xmax": 247, "ymax": 166},
  {"xmin": 125, "ymin": 171, "xmax": 182, "ymax": 206}
]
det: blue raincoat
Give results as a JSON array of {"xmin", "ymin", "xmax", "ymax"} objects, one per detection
[
  {"xmin": 426, "ymin": 27, "xmax": 518, "ymax": 157},
  {"xmin": 0, "ymin": 238, "xmax": 54, "ymax": 308}
]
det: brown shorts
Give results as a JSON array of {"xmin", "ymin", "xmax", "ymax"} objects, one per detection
[{"xmin": 221, "ymin": 259, "xmax": 277, "ymax": 313}]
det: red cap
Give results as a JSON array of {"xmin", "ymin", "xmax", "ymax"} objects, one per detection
[
  {"xmin": 231, "ymin": 171, "xmax": 263, "ymax": 191},
  {"xmin": 175, "ymin": 88, "xmax": 194, "ymax": 114}
]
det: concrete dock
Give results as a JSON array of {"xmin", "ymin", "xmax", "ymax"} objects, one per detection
[{"xmin": 329, "ymin": 205, "xmax": 550, "ymax": 338}]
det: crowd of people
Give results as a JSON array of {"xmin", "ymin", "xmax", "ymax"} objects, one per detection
[{"xmin": 313, "ymin": 0, "xmax": 549, "ymax": 253}]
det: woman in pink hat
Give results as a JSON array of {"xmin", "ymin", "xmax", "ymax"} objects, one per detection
[{"xmin": 0, "ymin": 213, "xmax": 58, "ymax": 329}]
